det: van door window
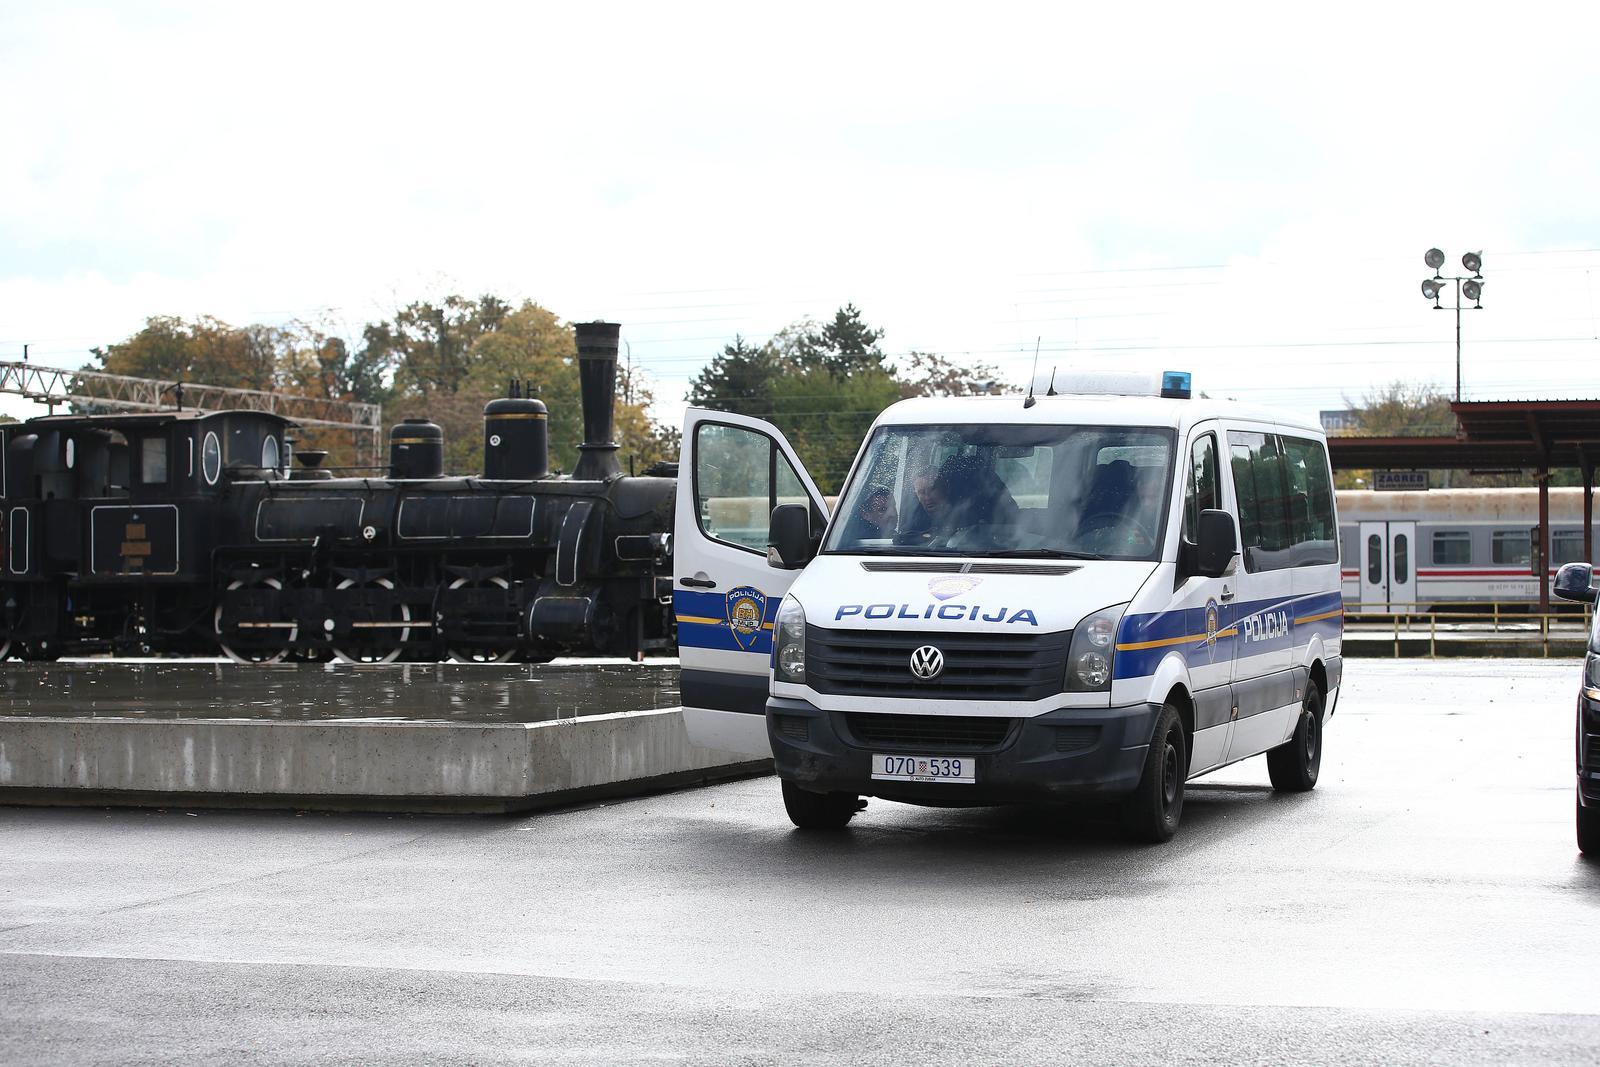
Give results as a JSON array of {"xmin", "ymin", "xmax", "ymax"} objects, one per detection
[
  {"xmin": 1183, "ymin": 432, "xmax": 1219, "ymax": 542},
  {"xmin": 695, "ymin": 421, "xmax": 806, "ymax": 554},
  {"xmin": 1228, "ymin": 431, "xmax": 1293, "ymax": 571}
]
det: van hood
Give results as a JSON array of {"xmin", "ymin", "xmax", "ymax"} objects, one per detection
[{"xmin": 788, "ymin": 555, "xmax": 1158, "ymax": 635}]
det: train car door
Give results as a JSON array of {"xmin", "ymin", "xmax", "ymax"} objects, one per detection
[
  {"xmin": 1357, "ymin": 520, "xmax": 1416, "ymax": 613},
  {"xmin": 675, "ymin": 408, "xmax": 830, "ymax": 757}
]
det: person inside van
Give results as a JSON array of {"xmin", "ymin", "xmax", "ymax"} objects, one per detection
[
  {"xmin": 838, "ymin": 486, "xmax": 898, "ymax": 545},
  {"xmin": 897, "ymin": 463, "xmax": 948, "ymax": 542},
  {"xmin": 927, "ymin": 454, "xmax": 1020, "ymax": 548}
]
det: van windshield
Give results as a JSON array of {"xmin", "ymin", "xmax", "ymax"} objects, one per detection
[{"xmin": 822, "ymin": 423, "xmax": 1175, "ymax": 561}]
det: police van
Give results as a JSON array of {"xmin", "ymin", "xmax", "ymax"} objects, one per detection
[{"xmin": 674, "ymin": 374, "xmax": 1343, "ymax": 841}]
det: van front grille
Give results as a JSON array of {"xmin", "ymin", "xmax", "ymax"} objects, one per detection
[
  {"xmin": 806, "ymin": 626, "xmax": 1069, "ymax": 701},
  {"xmin": 844, "ymin": 713, "xmax": 1014, "ymax": 752}
]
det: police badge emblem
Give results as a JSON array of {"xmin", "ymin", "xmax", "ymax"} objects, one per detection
[
  {"xmin": 1204, "ymin": 598, "xmax": 1220, "ymax": 656},
  {"xmin": 928, "ymin": 576, "xmax": 982, "ymax": 601},
  {"xmin": 725, "ymin": 586, "xmax": 768, "ymax": 651}
]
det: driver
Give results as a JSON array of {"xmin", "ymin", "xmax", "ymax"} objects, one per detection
[{"xmin": 838, "ymin": 486, "xmax": 898, "ymax": 544}]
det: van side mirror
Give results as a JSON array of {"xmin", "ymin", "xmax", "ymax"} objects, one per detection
[
  {"xmin": 1196, "ymin": 509, "xmax": 1237, "ymax": 579},
  {"xmin": 768, "ymin": 503, "xmax": 815, "ymax": 570},
  {"xmin": 1554, "ymin": 562, "xmax": 1596, "ymax": 603}
]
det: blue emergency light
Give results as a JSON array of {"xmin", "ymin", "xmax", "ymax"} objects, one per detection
[{"xmin": 1160, "ymin": 371, "xmax": 1192, "ymax": 399}]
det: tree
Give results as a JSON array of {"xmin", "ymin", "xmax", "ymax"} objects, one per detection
[
  {"xmin": 896, "ymin": 350, "xmax": 1001, "ymax": 398},
  {"xmin": 357, "ymin": 294, "xmax": 512, "ymax": 399},
  {"xmin": 685, "ymin": 336, "xmax": 782, "ymax": 418},
  {"xmin": 797, "ymin": 303, "xmax": 887, "ymax": 378},
  {"xmin": 94, "ymin": 315, "xmax": 285, "ymax": 391}
]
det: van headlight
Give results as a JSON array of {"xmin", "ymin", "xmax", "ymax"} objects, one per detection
[
  {"xmin": 1067, "ymin": 603, "xmax": 1126, "ymax": 692},
  {"xmin": 1585, "ymin": 652, "xmax": 1600, "ymax": 702},
  {"xmin": 774, "ymin": 595, "xmax": 807, "ymax": 684}
]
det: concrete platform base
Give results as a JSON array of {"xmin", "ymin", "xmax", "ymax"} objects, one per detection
[
  {"xmin": 0, "ymin": 661, "xmax": 770, "ymax": 812},
  {"xmin": 0, "ymin": 708, "xmax": 770, "ymax": 813}
]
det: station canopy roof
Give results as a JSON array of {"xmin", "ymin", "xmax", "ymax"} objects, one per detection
[{"xmin": 1327, "ymin": 399, "xmax": 1600, "ymax": 471}]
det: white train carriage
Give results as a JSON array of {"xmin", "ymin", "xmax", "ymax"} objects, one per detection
[{"xmin": 1338, "ymin": 487, "xmax": 1599, "ymax": 612}]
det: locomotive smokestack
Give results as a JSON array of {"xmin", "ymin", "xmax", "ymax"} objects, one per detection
[{"xmin": 572, "ymin": 320, "xmax": 622, "ymax": 481}]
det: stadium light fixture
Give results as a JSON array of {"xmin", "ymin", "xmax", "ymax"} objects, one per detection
[{"xmin": 1418, "ymin": 246, "xmax": 1486, "ymax": 401}]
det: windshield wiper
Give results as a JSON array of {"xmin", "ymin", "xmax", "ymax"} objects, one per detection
[{"xmin": 977, "ymin": 548, "xmax": 1107, "ymax": 560}]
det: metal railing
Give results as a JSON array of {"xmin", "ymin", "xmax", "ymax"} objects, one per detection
[{"xmin": 1343, "ymin": 598, "xmax": 1594, "ymax": 657}]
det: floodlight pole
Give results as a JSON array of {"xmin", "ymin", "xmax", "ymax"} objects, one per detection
[{"xmin": 1454, "ymin": 276, "xmax": 1462, "ymax": 403}]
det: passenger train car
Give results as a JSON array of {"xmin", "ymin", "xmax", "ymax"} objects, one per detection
[{"xmin": 1338, "ymin": 487, "xmax": 1598, "ymax": 612}]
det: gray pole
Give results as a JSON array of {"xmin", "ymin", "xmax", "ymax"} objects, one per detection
[{"xmin": 1455, "ymin": 277, "xmax": 1463, "ymax": 403}]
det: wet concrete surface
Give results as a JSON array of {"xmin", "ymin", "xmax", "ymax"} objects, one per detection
[
  {"xmin": 0, "ymin": 661, "xmax": 680, "ymax": 723},
  {"xmin": 3, "ymin": 659, "xmax": 1599, "ymax": 1063}
]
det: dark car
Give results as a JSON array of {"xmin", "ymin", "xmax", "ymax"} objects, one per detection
[{"xmin": 1553, "ymin": 562, "xmax": 1600, "ymax": 855}]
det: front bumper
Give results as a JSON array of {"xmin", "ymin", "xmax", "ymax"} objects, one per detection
[{"xmin": 768, "ymin": 696, "xmax": 1160, "ymax": 807}]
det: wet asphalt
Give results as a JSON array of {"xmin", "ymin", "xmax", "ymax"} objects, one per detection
[{"xmin": 2, "ymin": 658, "xmax": 1599, "ymax": 1064}]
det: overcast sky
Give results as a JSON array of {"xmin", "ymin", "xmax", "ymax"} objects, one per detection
[{"xmin": 3, "ymin": 1, "xmax": 1599, "ymax": 429}]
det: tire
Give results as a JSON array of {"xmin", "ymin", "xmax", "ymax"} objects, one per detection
[
  {"xmin": 1267, "ymin": 682, "xmax": 1324, "ymax": 793},
  {"xmin": 1579, "ymin": 790, "xmax": 1600, "ymax": 856},
  {"xmin": 781, "ymin": 780, "xmax": 859, "ymax": 830},
  {"xmin": 1121, "ymin": 702, "xmax": 1187, "ymax": 843}
]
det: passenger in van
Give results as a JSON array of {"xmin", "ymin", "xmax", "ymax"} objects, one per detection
[
  {"xmin": 1076, "ymin": 459, "xmax": 1156, "ymax": 554},
  {"xmin": 898, "ymin": 463, "xmax": 948, "ymax": 542},
  {"xmin": 927, "ymin": 454, "xmax": 1020, "ymax": 547},
  {"xmin": 838, "ymin": 486, "xmax": 899, "ymax": 544}
]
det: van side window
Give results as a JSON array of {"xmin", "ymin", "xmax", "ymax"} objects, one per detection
[
  {"xmin": 1182, "ymin": 432, "xmax": 1219, "ymax": 542},
  {"xmin": 1228, "ymin": 431, "xmax": 1292, "ymax": 570},
  {"xmin": 1279, "ymin": 435, "xmax": 1338, "ymax": 565}
]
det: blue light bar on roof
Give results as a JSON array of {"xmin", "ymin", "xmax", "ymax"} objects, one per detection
[{"xmin": 1160, "ymin": 371, "xmax": 1192, "ymax": 399}]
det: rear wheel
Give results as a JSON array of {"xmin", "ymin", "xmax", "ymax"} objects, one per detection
[
  {"xmin": 781, "ymin": 780, "xmax": 859, "ymax": 830},
  {"xmin": 1267, "ymin": 682, "xmax": 1324, "ymax": 792},
  {"xmin": 1579, "ymin": 790, "xmax": 1600, "ymax": 856},
  {"xmin": 446, "ymin": 576, "xmax": 516, "ymax": 664},
  {"xmin": 1121, "ymin": 702, "xmax": 1187, "ymax": 843}
]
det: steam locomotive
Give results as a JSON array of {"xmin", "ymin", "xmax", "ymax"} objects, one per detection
[{"xmin": 0, "ymin": 322, "xmax": 678, "ymax": 663}]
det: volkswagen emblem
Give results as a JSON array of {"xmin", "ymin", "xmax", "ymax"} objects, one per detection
[{"xmin": 909, "ymin": 645, "xmax": 945, "ymax": 680}]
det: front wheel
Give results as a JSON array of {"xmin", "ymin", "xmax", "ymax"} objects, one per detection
[
  {"xmin": 1267, "ymin": 683, "xmax": 1324, "ymax": 792},
  {"xmin": 781, "ymin": 780, "xmax": 859, "ymax": 830},
  {"xmin": 1579, "ymin": 790, "xmax": 1600, "ymax": 856},
  {"xmin": 1121, "ymin": 703, "xmax": 1187, "ymax": 843}
]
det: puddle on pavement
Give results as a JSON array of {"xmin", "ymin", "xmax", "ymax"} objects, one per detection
[{"xmin": 0, "ymin": 662, "xmax": 681, "ymax": 724}]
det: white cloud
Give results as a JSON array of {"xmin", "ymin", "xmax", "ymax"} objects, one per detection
[{"xmin": 2, "ymin": 0, "xmax": 1598, "ymax": 427}]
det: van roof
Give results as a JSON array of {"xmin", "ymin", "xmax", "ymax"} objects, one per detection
[{"xmin": 875, "ymin": 393, "xmax": 1325, "ymax": 436}]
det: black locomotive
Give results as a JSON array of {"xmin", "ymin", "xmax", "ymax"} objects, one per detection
[{"xmin": 0, "ymin": 322, "xmax": 677, "ymax": 663}]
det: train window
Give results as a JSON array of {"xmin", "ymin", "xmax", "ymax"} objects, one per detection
[
  {"xmin": 1393, "ymin": 533, "xmax": 1409, "ymax": 584},
  {"xmin": 202, "ymin": 432, "xmax": 222, "ymax": 486},
  {"xmin": 1432, "ymin": 530, "xmax": 1472, "ymax": 565},
  {"xmin": 1367, "ymin": 534, "xmax": 1381, "ymax": 584},
  {"xmin": 1492, "ymin": 530, "xmax": 1532, "ymax": 566},
  {"xmin": 1553, "ymin": 530, "xmax": 1588, "ymax": 566},
  {"xmin": 140, "ymin": 437, "xmax": 169, "ymax": 484},
  {"xmin": 695, "ymin": 422, "xmax": 803, "ymax": 554},
  {"xmin": 261, "ymin": 436, "xmax": 281, "ymax": 473},
  {"xmin": 1183, "ymin": 432, "xmax": 1219, "ymax": 543}
]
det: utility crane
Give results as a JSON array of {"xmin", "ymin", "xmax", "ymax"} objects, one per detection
[{"xmin": 0, "ymin": 360, "xmax": 383, "ymax": 467}]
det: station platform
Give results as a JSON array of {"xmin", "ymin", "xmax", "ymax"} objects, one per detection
[{"xmin": 0, "ymin": 661, "xmax": 767, "ymax": 813}]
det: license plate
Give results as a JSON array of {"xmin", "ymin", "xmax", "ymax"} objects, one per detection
[{"xmin": 871, "ymin": 753, "xmax": 975, "ymax": 784}]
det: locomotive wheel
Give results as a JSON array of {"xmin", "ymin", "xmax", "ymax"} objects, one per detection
[
  {"xmin": 215, "ymin": 578, "xmax": 295, "ymax": 665},
  {"xmin": 332, "ymin": 577, "xmax": 412, "ymax": 665},
  {"xmin": 447, "ymin": 576, "xmax": 516, "ymax": 664}
]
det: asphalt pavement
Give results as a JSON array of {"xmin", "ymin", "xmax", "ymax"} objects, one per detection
[{"xmin": 3, "ymin": 659, "xmax": 1599, "ymax": 1064}]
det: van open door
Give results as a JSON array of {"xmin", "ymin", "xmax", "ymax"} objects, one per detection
[{"xmin": 675, "ymin": 408, "xmax": 831, "ymax": 756}]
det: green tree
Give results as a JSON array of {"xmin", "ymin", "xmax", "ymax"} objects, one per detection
[{"xmin": 357, "ymin": 294, "xmax": 512, "ymax": 398}]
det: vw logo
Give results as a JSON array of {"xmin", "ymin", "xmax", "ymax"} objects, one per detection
[{"xmin": 909, "ymin": 645, "xmax": 945, "ymax": 680}]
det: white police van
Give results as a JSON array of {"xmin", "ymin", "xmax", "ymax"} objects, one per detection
[{"xmin": 675, "ymin": 373, "xmax": 1343, "ymax": 841}]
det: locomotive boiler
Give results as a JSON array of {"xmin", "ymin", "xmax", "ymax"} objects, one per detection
[{"xmin": 0, "ymin": 322, "xmax": 677, "ymax": 663}]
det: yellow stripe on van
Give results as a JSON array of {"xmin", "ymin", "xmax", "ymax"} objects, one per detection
[
  {"xmin": 1116, "ymin": 625, "xmax": 1239, "ymax": 652},
  {"xmin": 676, "ymin": 615, "xmax": 723, "ymax": 625},
  {"xmin": 1293, "ymin": 609, "xmax": 1343, "ymax": 625}
]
